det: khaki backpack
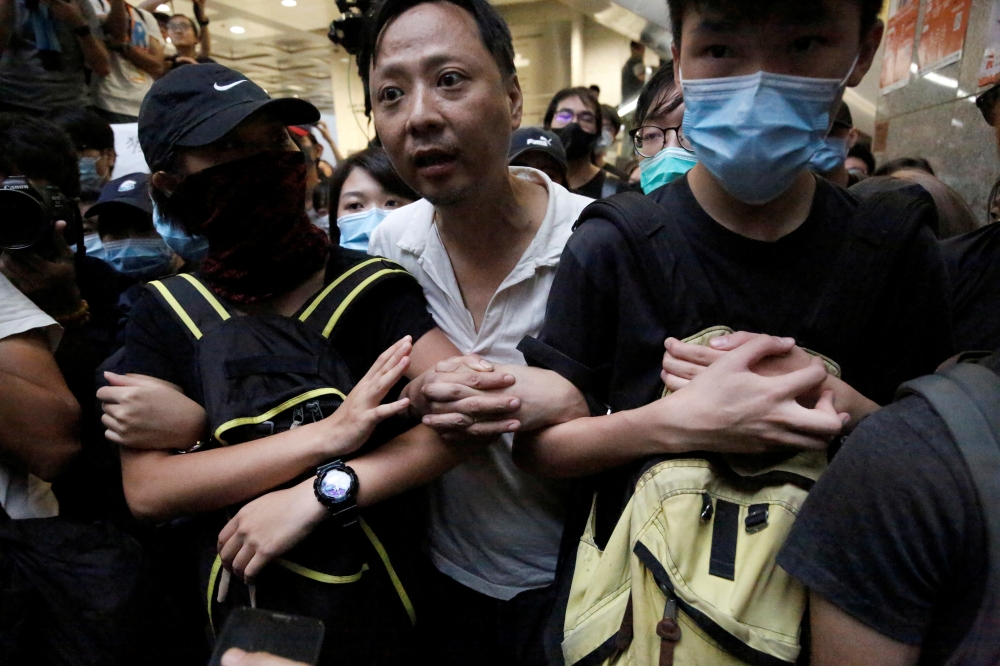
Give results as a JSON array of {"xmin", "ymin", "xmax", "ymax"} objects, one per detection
[{"xmin": 560, "ymin": 327, "xmax": 837, "ymax": 666}]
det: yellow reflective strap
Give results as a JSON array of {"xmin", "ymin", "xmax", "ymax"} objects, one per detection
[
  {"xmin": 275, "ymin": 558, "xmax": 369, "ymax": 583},
  {"xmin": 206, "ymin": 555, "xmax": 223, "ymax": 635},
  {"xmin": 360, "ymin": 517, "xmax": 416, "ymax": 626},
  {"xmin": 178, "ymin": 273, "xmax": 231, "ymax": 321},
  {"xmin": 149, "ymin": 280, "xmax": 202, "ymax": 340},
  {"xmin": 322, "ymin": 269, "xmax": 409, "ymax": 338},
  {"xmin": 213, "ymin": 387, "xmax": 347, "ymax": 445},
  {"xmin": 299, "ymin": 258, "xmax": 384, "ymax": 322}
]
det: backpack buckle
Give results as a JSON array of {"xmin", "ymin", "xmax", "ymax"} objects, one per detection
[
  {"xmin": 699, "ymin": 493, "xmax": 714, "ymax": 523},
  {"xmin": 745, "ymin": 504, "xmax": 769, "ymax": 534}
]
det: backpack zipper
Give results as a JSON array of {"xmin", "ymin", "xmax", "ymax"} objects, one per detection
[
  {"xmin": 307, "ymin": 400, "xmax": 324, "ymax": 423},
  {"xmin": 289, "ymin": 405, "xmax": 305, "ymax": 429}
]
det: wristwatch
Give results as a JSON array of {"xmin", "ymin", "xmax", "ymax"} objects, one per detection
[{"xmin": 314, "ymin": 460, "xmax": 359, "ymax": 527}]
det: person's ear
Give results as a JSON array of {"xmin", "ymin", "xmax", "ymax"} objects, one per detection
[
  {"xmin": 847, "ymin": 127, "xmax": 860, "ymax": 149},
  {"xmin": 151, "ymin": 171, "xmax": 181, "ymax": 197},
  {"xmin": 100, "ymin": 148, "xmax": 117, "ymax": 177},
  {"xmin": 508, "ymin": 73, "xmax": 524, "ymax": 130},
  {"xmin": 849, "ymin": 19, "xmax": 884, "ymax": 87}
]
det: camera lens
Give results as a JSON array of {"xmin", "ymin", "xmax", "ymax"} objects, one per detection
[{"xmin": 0, "ymin": 188, "xmax": 51, "ymax": 250}]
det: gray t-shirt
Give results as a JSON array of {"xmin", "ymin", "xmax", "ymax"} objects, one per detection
[{"xmin": 0, "ymin": 0, "xmax": 103, "ymax": 111}]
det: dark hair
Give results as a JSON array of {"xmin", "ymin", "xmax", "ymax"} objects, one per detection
[
  {"xmin": 0, "ymin": 113, "xmax": 80, "ymax": 198},
  {"xmin": 589, "ymin": 84, "xmax": 601, "ymax": 97},
  {"xmin": 328, "ymin": 146, "xmax": 418, "ymax": 216},
  {"xmin": 850, "ymin": 173, "xmax": 979, "ymax": 239},
  {"xmin": 50, "ymin": 108, "xmax": 115, "ymax": 153},
  {"xmin": 847, "ymin": 142, "xmax": 875, "ymax": 175},
  {"xmin": 543, "ymin": 87, "xmax": 602, "ymax": 130},
  {"xmin": 666, "ymin": 0, "xmax": 884, "ymax": 41},
  {"xmin": 634, "ymin": 64, "xmax": 681, "ymax": 127},
  {"xmin": 630, "ymin": 40, "xmax": 644, "ymax": 51},
  {"xmin": 359, "ymin": 0, "xmax": 515, "ymax": 115},
  {"xmin": 874, "ymin": 156, "xmax": 935, "ymax": 178}
]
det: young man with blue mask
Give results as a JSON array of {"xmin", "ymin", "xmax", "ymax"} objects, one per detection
[
  {"xmin": 516, "ymin": 1, "xmax": 954, "ymax": 660},
  {"xmin": 86, "ymin": 172, "xmax": 183, "ymax": 280}
]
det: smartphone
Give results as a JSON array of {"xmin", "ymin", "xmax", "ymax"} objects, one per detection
[{"xmin": 207, "ymin": 608, "xmax": 325, "ymax": 666}]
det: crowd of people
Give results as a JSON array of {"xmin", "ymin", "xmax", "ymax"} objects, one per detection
[{"xmin": 2, "ymin": 0, "xmax": 1000, "ymax": 665}]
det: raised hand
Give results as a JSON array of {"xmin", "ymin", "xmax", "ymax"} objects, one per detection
[{"xmin": 323, "ymin": 336, "xmax": 412, "ymax": 455}]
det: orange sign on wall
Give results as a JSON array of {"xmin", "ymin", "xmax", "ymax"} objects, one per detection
[
  {"xmin": 918, "ymin": 0, "xmax": 973, "ymax": 73},
  {"xmin": 880, "ymin": 1, "xmax": 920, "ymax": 93},
  {"xmin": 979, "ymin": 0, "xmax": 1000, "ymax": 88}
]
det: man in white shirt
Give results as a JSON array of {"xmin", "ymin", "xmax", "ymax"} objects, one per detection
[
  {"xmin": 89, "ymin": 0, "xmax": 166, "ymax": 122},
  {"xmin": 0, "ymin": 272, "xmax": 80, "ymax": 519},
  {"xmin": 363, "ymin": 0, "xmax": 591, "ymax": 661}
]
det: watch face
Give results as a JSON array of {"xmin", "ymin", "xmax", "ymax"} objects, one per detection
[{"xmin": 320, "ymin": 469, "xmax": 353, "ymax": 502}]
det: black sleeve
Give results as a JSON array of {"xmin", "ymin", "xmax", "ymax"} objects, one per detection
[
  {"xmin": 865, "ymin": 224, "xmax": 955, "ymax": 403},
  {"xmin": 118, "ymin": 288, "xmax": 202, "ymax": 401},
  {"xmin": 777, "ymin": 396, "xmax": 985, "ymax": 646},
  {"xmin": 519, "ymin": 219, "xmax": 624, "ymax": 414},
  {"xmin": 330, "ymin": 274, "xmax": 436, "ymax": 382}
]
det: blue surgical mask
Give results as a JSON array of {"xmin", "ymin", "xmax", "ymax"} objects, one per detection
[
  {"xmin": 102, "ymin": 237, "xmax": 176, "ymax": 279},
  {"xmin": 153, "ymin": 202, "xmax": 209, "ymax": 262},
  {"xmin": 83, "ymin": 232, "xmax": 105, "ymax": 259},
  {"xmin": 79, "ymin": 156, "xmax": 106, "ymax": 200},
  {"xmin": 680, "ymin": 59, "xmax": 856, "ymax": 204},
  {"xmin": 639, "ymin": 146, "xmax": 698, "ymax": 194},
  {"xmin": 809, "ymin": 136, "xmax": 849, "ymax": 174},
  {"xmin": 337, "ymin": 208, "xmax": 390, "ymax": 252}
]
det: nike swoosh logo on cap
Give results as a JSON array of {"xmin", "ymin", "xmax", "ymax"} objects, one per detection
[{"xmin": 214, "ymin": 80, "xmax": 248, "ymax": 91}]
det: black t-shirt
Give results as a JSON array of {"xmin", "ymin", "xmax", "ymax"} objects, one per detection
[
  {"xmin": 942, "ymin": 223, "xmax": 1000, "ymax": 353},
  {"xmin": 525, "ymin": 176, "xmax": 954, "ymax": 413},
  {"xmin": 573, "ymin": 169, "xmax": 634, "ymax": 201},
  {"xmin": 777, "ymin": 394, "xmax": 986, "ymax": 664},
  {"xmin": 117, "ymin": 248, "xmax": 436, "ymax": 404}
]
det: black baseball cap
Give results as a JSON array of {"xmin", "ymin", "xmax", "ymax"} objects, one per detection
[
  {"xmin": 508, "ymin": 127, "xmax": 567, "ymax": 170},
  {"xmin": 138, "ymin": 63, "xmax": 320, "ymax": 171},
  {"xmin": 85, "ymin": 172, "xmax": 152, "ymax": 218}
]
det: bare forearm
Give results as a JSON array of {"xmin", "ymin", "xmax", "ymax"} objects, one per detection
[
  {"xmin": 79, "ymin": 33, "xmax": 111, "ymax": 76},
  {"xmin": 0, "ymin": 372, "xmax": 80, "ymax": 480},
  {"xmin": 513, "ymin": 403, "xmax": 681, "ymax": 478},
  {"xmin": 352, "ymin": 425, "xmax": 464, "ymax": 507},
  {"xmin": 121, "ymin": 422, "xmax": 339, "ymax": 521},
  {"xmin": 105, "ymin": 0, "xmax": 127, "ymax": 41},
  {"xmin": 0, "ymin": 0, "xmax": 14, "ymax": 51},
  {"xmin": 124, "ymin": 44, "xmax": 166, "ymax": 77},
  {"xmin": 492, "ymin": 364, "xmax": 589, "ymax": 431}
]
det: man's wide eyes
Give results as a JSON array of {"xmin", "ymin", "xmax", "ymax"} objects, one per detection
[
  {"xmin": 382, "ymin": 87, "xmax": 404, "ymax": 102},
  {"xmin": 439, "ymin": 72, "xmax": 462, "ymax": 87}
]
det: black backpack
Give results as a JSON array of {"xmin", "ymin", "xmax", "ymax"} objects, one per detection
[
  {"xmin": 897, "ymin": 352, "xmax": 1000, "ymax": 665},
  {"xmin": 146, "ymin": 257, "xmax": 420, "ymax": 665}
]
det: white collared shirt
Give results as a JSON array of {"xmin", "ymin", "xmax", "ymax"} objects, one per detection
[{"xmin": 369, "ymin": 167, "xmax": 592, "ymax": 599}]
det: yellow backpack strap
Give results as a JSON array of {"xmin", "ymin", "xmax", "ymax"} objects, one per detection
[
  {"xmin": 146, "ymin": 274, "xmax": 232, "ymax": 342},
  {"xmin": 299, "ymin": 257, "xmax": 414, "ymax": 339}
]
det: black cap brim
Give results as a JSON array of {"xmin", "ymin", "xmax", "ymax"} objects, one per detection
[
  {"xmin": 509, "ymin": 146, "xmax": 566, "ymax": 170},
  {"xmin": 175, "ymin": 97, "xmax": 320, "ymax": 149},
  {"xmin": 85, "ymin": 199, "xmax": 152, "ymax": 218}
]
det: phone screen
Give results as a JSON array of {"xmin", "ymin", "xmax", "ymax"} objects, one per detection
[{"xmin": 207, "ymin": 608, "xmax": 325, "ymax": 666}]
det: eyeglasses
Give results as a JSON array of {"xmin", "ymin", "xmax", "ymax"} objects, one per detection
[
  {"xmin": 976, "ymin": 84, "xmax": 1000, "ymax": 127},
  {"xmin": 629, "ymin": 125, "xmax": 694, "ymax": 158},
  {"xmin": 553, "ymin": 108, "xmax": 596, "ymax": 127}
]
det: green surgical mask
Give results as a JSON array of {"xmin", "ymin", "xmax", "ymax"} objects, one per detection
[{"xmin": 639, "ymin": 146, "xmax": 697, "ymax": 194}]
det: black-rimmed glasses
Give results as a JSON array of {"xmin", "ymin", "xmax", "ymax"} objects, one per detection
[
  {"xmin": 629, "ymin": 125, "xmax": 694, "ymax": 158},
  {"xmin": 976, "ymin": 84, "xmax": 1000, "ymax": 127}
]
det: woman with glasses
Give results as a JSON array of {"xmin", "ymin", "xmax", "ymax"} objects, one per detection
[
  {"xmin": 629, "ymin": 65, "xmax": 697, "ymax": 194},
  {"xmin": 543, "ymin": 87, "xmax": 631, "ymax": 199}
]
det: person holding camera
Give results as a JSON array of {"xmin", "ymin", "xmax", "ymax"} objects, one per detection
[{"xmin": 0, "ymin": 0, "xmax": 110, "ymax": 116}]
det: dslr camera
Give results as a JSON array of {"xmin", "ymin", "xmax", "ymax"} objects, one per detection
[{"xmin": 0, "ymin": 176, "xmax": 76, "ymax": 250}]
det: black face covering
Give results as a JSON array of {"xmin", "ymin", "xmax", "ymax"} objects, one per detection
[{"xmin": 554, "ymin": 123, "xmax": 599, "ymax": 161}]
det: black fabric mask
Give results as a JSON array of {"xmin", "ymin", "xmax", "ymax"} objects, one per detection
[{"xmin": 553, "ymin": 123, "xmax": 599, "ymax": 161}]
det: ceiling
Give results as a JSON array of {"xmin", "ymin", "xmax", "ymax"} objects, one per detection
[{"xmin": 158, "ymin": 0, "xmax": 343, "ymax": 110}]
